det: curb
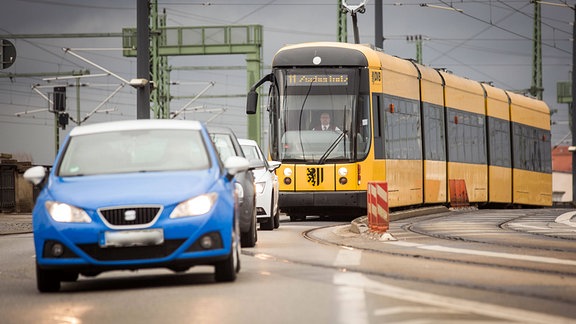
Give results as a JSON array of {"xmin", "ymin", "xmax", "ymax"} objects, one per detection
[
  {"xmin": 350, "ymin": 205, "xmax": 449, "ymax": 234},
  {"xmin": 0, "ymin": 213, "xmax": 33, "ymax": 235}
]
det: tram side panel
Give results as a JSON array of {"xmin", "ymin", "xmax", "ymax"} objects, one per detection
[
  {"xmin": 440, "ymin": 71, "xmax": 488, "ymax": 204},
  {"xmin": 377, "ymin": 54, "xmax": 423, "ymax": 208},
  {"xmin": 418, "ymin": 64, "xmax": 448, "ymax": 204},
  {"xmin": 483, "ymin": 83, "xmax": 513, "ymax": 204},
  {"xmin": 508, "ymin": 92, "xmax": 552, "ymax": 206}
]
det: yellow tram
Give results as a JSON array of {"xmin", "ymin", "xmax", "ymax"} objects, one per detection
[{"xmin": 246, "ymin": 42, "xmax": 552, "ymax": 221}]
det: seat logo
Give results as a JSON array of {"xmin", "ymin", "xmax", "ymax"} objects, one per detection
[
  {"xmin": 307, "ymin": 167, "xmax": 323, "ymax": 186},
  {"xmin": 124, "ymin": 210, "xmax": 137, "ymax": 221}
]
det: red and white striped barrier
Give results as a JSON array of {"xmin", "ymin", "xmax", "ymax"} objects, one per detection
[{"xmin": 367, "ymin": 181, "xmax": 389, "ymax": 233}]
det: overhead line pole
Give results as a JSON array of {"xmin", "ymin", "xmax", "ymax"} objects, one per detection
[
  {"xmin": 337, "ymin": 0, "xmax": 347, "ymax": 42},
  {"xmin": 571, "ymin": 6, "xmax": 576, "ymax": 205},
  {"xmin": 375, "ymin": 0, "xmax": 383, "ymax": 48},
  {"xmin": 531, "ymin": 1, "xmax": 543, "ymax": 100},
  {"xmin": 136, "ymin": 0, "xmax": 151, "ymax": 119}
]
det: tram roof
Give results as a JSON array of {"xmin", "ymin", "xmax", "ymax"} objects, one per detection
[
  {"xmin": 273, "ymin": 42, "xmax": 379, "ymax": 68},
  {"xmin": 481, "ymin": 83, "xmax": 510, "ymax": 121},
  {"xmin": 508, "ymin": 91, "xmax": 551, "ymax": 130}
]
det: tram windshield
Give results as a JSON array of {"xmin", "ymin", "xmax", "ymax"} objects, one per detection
[{"xmin": 270, "ymin": 68, "xmax": 371, "ymax": 163}]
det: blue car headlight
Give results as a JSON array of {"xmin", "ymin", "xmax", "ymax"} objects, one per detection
[
  {"xmin": 170, "ymin": 193, "xmax": 218, "ymax": 218},
  {"xmin": 45, "ymin": 201, "xmax": 92, "ymax": 223}
]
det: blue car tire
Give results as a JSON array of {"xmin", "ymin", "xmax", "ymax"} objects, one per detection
[{"xmin": 214, "ymin": 218, "xmax": 240, "ymax": 282}]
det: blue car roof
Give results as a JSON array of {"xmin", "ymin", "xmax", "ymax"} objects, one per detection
[{"xmin": 70, "ymin": 119, "xmax": 204, "ymax": 136}]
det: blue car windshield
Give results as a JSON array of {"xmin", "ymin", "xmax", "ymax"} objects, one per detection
[{"xmin": 58, "ymin": 129, "xmax": 211, "ymax": 176}]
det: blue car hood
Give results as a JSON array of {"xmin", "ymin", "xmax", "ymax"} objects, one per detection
[{"xmin": 46, "ymin": 169, "xmax": 222, "ymax": 209}]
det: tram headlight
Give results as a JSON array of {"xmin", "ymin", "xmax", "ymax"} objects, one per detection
[
  {"xmin": 339, "ymin": 177, "xmax": 348, "ymax": 185},
  {"xmin": 338, "ymin": 167, "xmax": 348, "ymax": 177},
  {"xmin": 283, "ymin": 168, "xmax": 292, "ymax": 177}
]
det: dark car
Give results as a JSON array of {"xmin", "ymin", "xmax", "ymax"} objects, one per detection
[{"xmin": 208, "ymin": 126, "xmax": 259, "ymax": 248}]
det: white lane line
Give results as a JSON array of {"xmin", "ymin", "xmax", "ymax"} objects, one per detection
[
  {"xmin": 333, "ymin": 249, "xmax": 368, "ymax": 324},
  {"xmin": 388, "ymin": 241, "xmax": 576, "ymax": 266},
  {"xmin": 374, "ymin": 306, "xmax": 462, "ymax": 316},
  {"xmin": 333, "ymin": 248, "xmax": 362, "ymax": 267},
  {"xmin": 335, "ymin": 285, "xmax": 369, "ymax": 324},
  {"xmin": 334, "ymin": 272, "xmax": 573, "ymax": 324},
  {"xmin": 509, "ymin": 224, "xmax": 549, "ymax": 231},
  {"xmin": 446, "ymin": 233, "xmax": 506, "ymax": 236},
  {"xmin": 556, "ymin": 211, "xmax": 576, "ymax": 228}
]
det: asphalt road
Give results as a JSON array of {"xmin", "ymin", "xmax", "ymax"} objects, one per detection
[{"xmin": 1, "ymin": 208, "xmax": 575, "ymax": 323}]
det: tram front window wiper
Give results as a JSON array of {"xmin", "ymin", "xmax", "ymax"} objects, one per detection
[{"xmin": 317, "ymin": 130, "xmax": 348, "ymax": 165}]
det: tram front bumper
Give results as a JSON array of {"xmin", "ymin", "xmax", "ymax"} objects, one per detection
[{"xmin": 279, "ymin": 191, "xmax": 367, "ymax": 209}]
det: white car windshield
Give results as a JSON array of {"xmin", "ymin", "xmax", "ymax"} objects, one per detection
[
  {"xmin": 241, "ymin": 145, "xmax": 261, "ymax": 162},
  {"xmin": 58, "ymin": 129, "xmax": 210, "ymax": 176},
  {"xmin": 210, "ymin": 133, "xmax": 241, "ymax": 162}
]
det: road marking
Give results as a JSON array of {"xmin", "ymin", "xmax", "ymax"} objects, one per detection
[
  {"xmin": 374, "ymin": 306, "xmax": 462, "ymax": 316},
  {"xmin": 333, "ymin": 249, "xmax": 367, "ymax": 324},
  {"xmin": 445, "ymin": 232, "xmax": 505, "ymax": 236},
  {"xmin": 388, "ymin": 241, "xmax": 576, "ymax": 266},
  {"xmin": 335, "ymin": 285, "xmax": 369, "ymax": 324},
  {"xmin": 509, "ymin": 224, "xmax": 549, "ymax": 231},
  {"xmin": 333, "ymin": 248, "xmax": 362, "ymax": 267},
  {"xmin": 334, "ymin": 272, "xmax": 573, "ymax": 324},
  {"xmin": 556, "ymin": 211, "xmax": 576, "ymax": 228}
]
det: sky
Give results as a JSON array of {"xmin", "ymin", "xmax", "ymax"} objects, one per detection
[{"xmin": 0, "ymin": 0, "xmax": 574, "ymax": 165}]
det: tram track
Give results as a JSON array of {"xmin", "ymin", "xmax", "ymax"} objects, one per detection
[
  {"xmin": 299, "ymin": 210, "xmax": 576, "ymax": 306},
  {"xmin": 401, "ymin": 209, "xmax": 576, "ymax": 254},
  {"xmin": 303, "ymin": 221, "xmax": 576, "ymax": 280}
]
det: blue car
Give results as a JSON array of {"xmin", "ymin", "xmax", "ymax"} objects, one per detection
[{"xmin": 24, "ymin": 119, "xmax": 250, "ymax": 292}]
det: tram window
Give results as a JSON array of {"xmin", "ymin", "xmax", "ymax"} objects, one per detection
[
  {"xmin": 356, "ymin": 95, "xmax": 371, "ymax": 158},
  {"xmin": 423, "ymin": 103, "xmax": 445, "ymax": 161},
  {"xmin": 543, "ymin": 133, "xmax": 552, "ymax": 173},
  {"xmin": 488, "ymin": 117, "xmax": 511, "ymax": 168},
  {"xmin": 447, "ymin": 109, "xmax": 486, "ymax": 164},
  {"xmin": 513, "ymin": 124, "xmax": 552, "ymax": 173},
  {"xmin": 383, "ymin": 95, "xmax": 421, "ymax": 160},
  {"xmin": 372, "ymin": 94, "xmax": 384, "ymax": 159}
]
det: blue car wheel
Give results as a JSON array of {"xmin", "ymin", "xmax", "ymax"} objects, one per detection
[
  {"xmin": 214, "ymin": 217, "xmax": 240, "ymax": 282},
  {"xmin": 36, "ymin": 263, "xmax": 61, "ymax": 293}
]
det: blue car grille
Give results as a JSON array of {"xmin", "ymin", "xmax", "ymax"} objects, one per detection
[
  {"xmin": 78, "ymin": 239, "xmax": 186, "ymax": 261},
  {"xmin": 98, "ymin": 206, "xmax": 161, "ymax": 227}
]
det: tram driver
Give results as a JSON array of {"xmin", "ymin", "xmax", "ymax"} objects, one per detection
[{"xmin": 312, "ymin": 112, "xmax": 341, "ymax": 132}]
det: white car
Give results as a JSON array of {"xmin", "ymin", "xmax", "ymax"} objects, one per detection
[{"xmin": 238, "ymin": 139, "xmax": 281, "ymax": 230}]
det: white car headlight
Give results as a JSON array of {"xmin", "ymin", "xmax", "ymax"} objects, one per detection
[
  {"xmin": 45, "ymin": 201, "xmax": 92, "ymax": 223},
  {"xmin": 170, "ymin": 193, "xmax": 218, "ymax": 218},
  {"xmin": 255, "ymin": 181, "xmax": 266, "ymax": 194}
]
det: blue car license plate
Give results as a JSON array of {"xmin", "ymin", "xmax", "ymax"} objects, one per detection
[{"xmin": 100, "ymin": 228, "xmax": 164, "ymax": 247}]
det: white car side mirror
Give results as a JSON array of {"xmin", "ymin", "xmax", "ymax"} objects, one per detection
[
  {"xmin": 268, "ymin": 160, "xmax": 281, "ymax": 172},
  {"xmin": 23, "ymin": 166, "xmax": 47, "ymax": 185}
]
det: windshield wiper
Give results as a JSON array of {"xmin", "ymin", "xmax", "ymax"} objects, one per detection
[
  {"xmin": 63, "ymin": 173, "xmax": 86, "ymax": 177},
  {"xmin": 297, "ymin": 79, "xmax": 315, "ymax": 160},
  {"xmin": 317, "ymin": 130, "xmax": 348, "ymax": 165}
]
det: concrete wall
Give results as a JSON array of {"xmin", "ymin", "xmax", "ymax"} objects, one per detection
[{"xmin": 553, "ymin": 171, "xmax": 572, "ymax": 203}]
